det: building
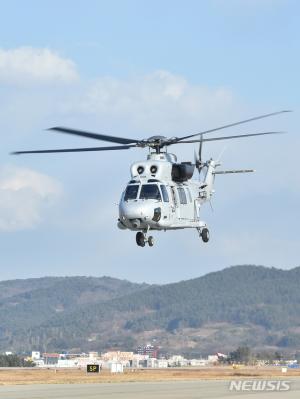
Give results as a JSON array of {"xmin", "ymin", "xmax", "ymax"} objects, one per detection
[
  {"xmin": 136, "ymin": 344, "xmax": 158, "ymax": 358},
  {"xmin": 43, "ymin": 353, "xmax": 60, "ymax": 365},
  {"xmin": 208, "ymin": 355, "xmax": 219, "ymax": 364},
  {"xmin": 189, "ymin": 359, "xmax": 208, "ymax": 367},
  {"xmin": 88, "ymin": 352, "xmax": 98, "ymax": 359},
  {"xmin": 168, "ymin": 355, "xmax": 188, "ymax": 367},
  {"xmin": 101, "ymin": 351, "xmax": 134, "ymax": 362},
  {"xmin": 110, "ymin": 362, "xmax": 124, "ymax": 373},
  {"xmin": 31, "ymin": 351, "xmax": 40, "ymax": 360}
]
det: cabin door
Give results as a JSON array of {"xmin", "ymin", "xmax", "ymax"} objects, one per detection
[{"xmin": 170, "ymin": 186, "xmax": 180, "ymax": 220}]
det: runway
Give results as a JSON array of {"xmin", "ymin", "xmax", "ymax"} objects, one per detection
[{"xmin": 1, "ymin": 380, "xmax": 300, "ymax": 399}]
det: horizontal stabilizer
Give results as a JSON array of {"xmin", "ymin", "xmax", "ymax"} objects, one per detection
[{"xmin": 213, "ymin": 169, "xmax": 255, "ymax": 175}]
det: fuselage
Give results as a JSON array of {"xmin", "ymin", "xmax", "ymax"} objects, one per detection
[{"xmin": 118, "ymin": 153, "xmax": 215, "ymax": 232}]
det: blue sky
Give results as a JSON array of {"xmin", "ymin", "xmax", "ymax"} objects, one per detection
[{"xmin": 0, "ymin": 0, "xmax": 299, "ymax": 283}]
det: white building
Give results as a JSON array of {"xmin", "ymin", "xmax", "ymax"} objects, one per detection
[
  {"xmin": 110, "ymin": 362, "xmax": 124, "ymax": 373},
  {"xmin": 208, "ymin": 355, "xmax": 219, "ymax": 363},
  {"xmin": 31, "ymin": 351, "xmax": 40, "ymax": 360},
  {"xmin": 168, "ymin": 355, "xmax": 188, "ymax": 367},
  {"xmin": 156, "ymin": 359, "xmax": 168, "ymax": 368},
  {"xmin": 57, "ymin": 359, "xmax": 79, "ymax": 368},
  {"xmin": 189, "ymin": 359, "xmax": 208, "ymax": 367}
]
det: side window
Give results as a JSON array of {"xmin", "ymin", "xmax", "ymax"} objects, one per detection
[
  {"xmin": 186, "ymin": 187, "xmax": 192, "ymax": 203},
  {"xmin": 171, "ymin": 187, "xmax": 177, "ymax": 206},
  {"xmin": 177, "ymin": 187, "xmax": 187, "ymax": 204},
  {"xmin": 160, "ymin": 185, "xmax": 169, "ymax": 202}
]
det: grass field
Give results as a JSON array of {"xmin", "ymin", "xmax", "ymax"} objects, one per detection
[{"xmin": 1, "ymin": 366, "xmax": 300, "ymax": 386}]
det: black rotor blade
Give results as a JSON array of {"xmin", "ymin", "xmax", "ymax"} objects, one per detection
[
  {"xmin": 199, "ymin": 134, "xmax": 203, "ymax": 163},
  {"xmin": 11, "ymin": 144, "xmax": 135, "ymax": 155},
  {"xmin": 175, "ymin": 131, "xmax": 285, "ymax": 144},
  {"xmin": 48, "ymin": 127, "xmax": 140, "ymax": 145},
  {"xmin": 172, "ymin": 110, "xmax": 291, "ymax": 143}
]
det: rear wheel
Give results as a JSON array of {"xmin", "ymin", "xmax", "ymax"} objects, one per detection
[
  {"xmin": 136, "ymin": 232, "xmax": 145, "ymax": 247},
  {"xmin": 201, "ymin": 228, "xmax": 210, "ymax": 243}
]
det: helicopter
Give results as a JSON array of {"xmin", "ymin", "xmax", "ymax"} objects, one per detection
[{"xmin": 12, "ymin": 110, "xmax": 290, "ymax": 247}]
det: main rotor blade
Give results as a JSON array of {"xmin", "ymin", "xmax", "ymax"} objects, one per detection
[
  {"xmin": 214, "ymin": 169, "xmax": 255, "ymax": 174},
  {"xmin": 11, "ymin": 144, "xmax": 135, "ymax": 155},
  {"xmin": 48, "ymin": 127, "xmax": 140, "ymax": 145},
  {"xmin": 177, "ymin": 131, "xmax": 285, "ymax": 144},
  {"xmin": 172, "ymin": 110, "xmax": 291, "ymax": 142}
]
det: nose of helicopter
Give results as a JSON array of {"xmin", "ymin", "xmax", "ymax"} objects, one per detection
[
  {"xmin": 120, "ymin": 201, "xmax": 153, "ymax": 219},
  {"xmin": 119, "ymin": 201, "xmax": 161, "ymax": 228}
]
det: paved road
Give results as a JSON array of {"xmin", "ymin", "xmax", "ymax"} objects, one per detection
[{"xmin": 1, "ymin": 380, "xmax": 300, "ymax": 399}]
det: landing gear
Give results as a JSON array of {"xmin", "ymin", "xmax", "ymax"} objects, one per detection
[
  {"xmin": 136, "ymin": 231, "xmax": 154, "ymax": 247},
  {"xmin": 136, "ymin": 232, "xmax": 145, "ymax": 247},
  {"xmin": 201, "ymin": 228, "xmax": 210, "ymax": 243},
  {"xmin": 148, "ymin": 236, "xmax": 154, "ymax": 247},
  {"xmin": 197, "ymin": 226, "xmax": 210, "ymax": 243}
]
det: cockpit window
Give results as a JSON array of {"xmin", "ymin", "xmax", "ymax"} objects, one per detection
[
  {"xmin": 124, "ymin": 185, "xmax": 139, "ymax": 201},
  {"xmin": 160, "ymin": 185, "xmax": 169, "ymax": 202},
  {"xmin": 140, "ymin": 184, "xmax": 161, "ymax": 201}
]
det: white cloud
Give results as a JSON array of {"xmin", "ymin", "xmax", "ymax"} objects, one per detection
[
  {"xmin": 0, "ymin": 165, "xmax": 63, "ymax": 231},
  {"xmin": 75, "ymin": 70, "xmax": 235, "ymax": 134},
  {"xmin": 0, "ymin": 47, "xmax": 78, "ymax": 85}
]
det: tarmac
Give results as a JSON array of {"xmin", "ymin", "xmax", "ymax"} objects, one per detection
[{"xmin": 1, "ymin": 380, "xmax": 300, "ymax": 399}]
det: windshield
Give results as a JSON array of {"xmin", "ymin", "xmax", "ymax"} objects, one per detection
[
  {"xmin": 124, "ymin": 185, "xmax": 139, "ymax": 201},
  {"xmin": 139, "ymin": 184, "xmax": 161, "ymax": 200}
]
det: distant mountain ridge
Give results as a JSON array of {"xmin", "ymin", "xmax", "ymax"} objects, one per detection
[
  {"xmin": 0, "ymin": 276, "xmax": 149, "ymax": 343},
  {"xmin": 1, "ymin": 266, "xmax": 300, "ymax": 355}
]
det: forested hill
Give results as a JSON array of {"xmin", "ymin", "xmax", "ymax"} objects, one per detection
[
  {"xmin": 0, "ymin": 276, "xmax": 149, "ymax": 337},
  {"xmin": 1, "ymin": 265, "xmax": 300, "ymax": 355}
]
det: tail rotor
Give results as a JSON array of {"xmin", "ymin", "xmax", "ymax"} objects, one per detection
[{"xmin": 194, "ymin": 134, "xmax": 205, "ymax": 177}]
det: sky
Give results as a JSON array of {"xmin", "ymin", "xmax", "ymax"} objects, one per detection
[{"xmin": 0, "ymin": 0, "xmax": 299, "ymax": 283}]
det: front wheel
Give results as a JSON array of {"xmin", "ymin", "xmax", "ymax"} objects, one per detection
[
  {"xmin": 136, "ymin": 232, "xmax": 145, "ymax": 247},
  {"xmin": 201, "ymin": 228, "xmax": 210, "ymax": 243}
]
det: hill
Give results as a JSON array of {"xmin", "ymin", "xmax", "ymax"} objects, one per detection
[
  {"xmin": 0, "ymin": 276, "xmax": 149, "ymax": 350},
  {"xmin": 1, "ymin": 266, "xmax": 300, "ymax": 355}
]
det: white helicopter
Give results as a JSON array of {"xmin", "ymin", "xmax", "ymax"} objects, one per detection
[{"xmin": 13, "ymin": 110, "xmax": 289, "ymax": 247}]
